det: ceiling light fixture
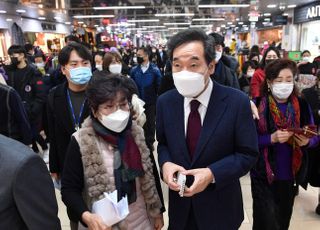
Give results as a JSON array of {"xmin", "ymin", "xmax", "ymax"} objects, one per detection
[
  {"xmin": 16, "ymin": 9, "xmax": 26, "ymax": 13},
  {"xmin": 238, "ymin": 22, "xmax": 244, "ymax": 25},
  {"xmin": 109, "ymin": 23, "xmax": 135, "ymax": 26},
  {"xmin": 283, "ymin": 13, "xmax": 289, "ymax": 16},
  {"xmin": 0, "ymin": 10, "xmax": 7, "ymax": 13},
  {"xmin": 65, "ymin": 22, "xmax": 71, "ymax": 25},
  {"xmin": 78, "ymin": 21, "xmax": 84, "ymax": 24},
  {"xmin": 227, "ymin": 22, "xmax": 233, "ymax": 25},
  {"xmin": 163, "ymin": 22, "xmax": 191, "ymax": 25},
  {"xmin": 192, "ymin": 18, "xmax": 225, "ymax": 21},
  {"xmin": 168, "ymin": 27, "xmax": 189, "ymax": 30},
  {"xmin": 94, "ymin": 24, "xmax": 99, "ymax": 27},
  {"xmin": 190, "ymin": 25, "xmax": 210, "ymax": 28},
  {"xmin": 127, "ymin": 19, "xmax": 159, "ymax": 22},
  {"xmin": 155, "ymin": 13, "xmax": 194, "ymax": 17},
  {"xmin": 143, "ymin": 25, "xmax": 166, "ymax": 28},
  {"xmin": 264, "ymin": 13, "xmax": 271, "ymax": 16},
  {"xmin": 6, "ymin": 18, "xmax": 12, "ymax": 22},
  {"xmin": 93, "ymin": 6, "xmax": 145, "ymax": 10},
  {"xmin": 220, "ymin": 24, "xmax": 226, "ymax": 28},
  {"xmin": 127, "ymin": 28, "xmax": 147, "ymax": 30},
  {"xmin": 73, "ymin": 15, "xmax": 114, "ymax": 19},
  {"xmin": 198, "ymin": 4, "xmax": 250, "ymax": 8},
  {"xmin": 287, "ymin": 5, "xmax": 296, "ymax": 8},
  {"xmin": 54, "ymin": 16, "xmax": 62, "ymax": 20},
  {"xmin": 267, "ymin": 4, "xmax": 277, "ymax": 8},
  {"xmin": 38, "ymin": 17, "xmax": 46, "ymax": 20}
]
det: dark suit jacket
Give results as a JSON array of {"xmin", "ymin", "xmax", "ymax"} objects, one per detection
[
  {"xmin": 0, "ymin": 134, "xmax": 61, "ymax": 229},
  {"xmin": 156, "ymin": 81, "xmax": 259, "ymax": 230},
  {"xmin": 47, "ymin": 82, "xmax": 90, "ymax": 174}
]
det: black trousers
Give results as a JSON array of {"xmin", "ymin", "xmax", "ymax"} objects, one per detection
[
  {"xmin": 251, "ymin": 177, "xmax": 295, "ymax": 230},
  {"xmin": 143, "ymin": 104, "xmax": 156, "ymax": 152}
]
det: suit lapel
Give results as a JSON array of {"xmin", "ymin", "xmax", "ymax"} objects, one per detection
[
  {"xmin": 172, "ymin": 93, "xmax": 192, "ymax": 165},
  {"xmin": 191, "ymin": 83, "xmax": 228, "ymax": 165}
]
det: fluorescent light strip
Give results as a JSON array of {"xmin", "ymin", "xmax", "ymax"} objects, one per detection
[
  {"xmin": 0, "ymin": 10, "xmax": 7, "ymax": 13},
  {"xmin": 65, "ymin": 22, "xmax": 71, "ymax": 25},
  {"xmin": 288, "ymin": 5, "xmax": 296, "ymax": 8},
  {"xmin": 109, "ymin": 23, "xmax": 135, "ymax": 26},
  {"xmin": 143, "ymin": 25, "xmax": 166, "ymax": 28},
  {"xmin": 163, "ymin": 22, "xmax": 191, "ymax": 25},
  {"xmin": 16, "ymin": 9, "xmax": 26, "ymax": 13},
  {"xmin": 127, "ymin": 19, "xmax": 159, "ymax": 22},
  {"xmin": 267, "ymin": 4, "xmax": 277, "ymax": 8},
  {"xmin": 74, "ymin": 15, "xmax": 114, "ymax": 19},
  {"xmin": 153, "ymin": 29, "xmax": 169, "ymax": 31},
  {"xmin": 220, "ymin": 24, "xmax": 226, "ymax": 28},
  {"xmin": 78, "ymin": 21, "xmax": 84, "ymax": 24},
  {"xmin": 140, "ymin": 30, "xmax": 154, "ymax": 33},
  {"xmin": 168, "ymin": 27, "xmax": 189, "ymax": 30},
  {"xmin": 190, "ymin": 25, "xmax": 210, "ymax": 28},
  {"xmin": 198, "ymin": 4, "xmax": 250, "ymax": 8},
  {"xmin": 127, "ymin": 28, "xmax": 147, "ymax": 30},
  {"xmin": 6, "ymin": 18, "xmax": 12, "ymax": 22},
  {"xmin": 264, "ymin": 13, "xmax": 271, "ymax": 16},
  {"xmin": 38, "ymin": 17, "xmax": 46, "ymax": 20},
  {"xmin": 54, "ymin": 16, "xmax": 62, "ymax": 20},
  {"xmin": 238, "ymin": 22, "xmax": 244, "ymax": 25},
  {"xmin": 93, "ymin": 6, "xmax": 145, "ymax": 10},
  {"xmin": 192, "ymin": 18, "xmax": 225, "ymax": 21},
  {"xmin": 155, "ymin": 13, "xmax": 194, "ymax": 17}
]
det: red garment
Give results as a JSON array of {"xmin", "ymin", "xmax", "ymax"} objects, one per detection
[{"xmin": 250, "ymin": 68, "xmax": 265, "ymax": 98}]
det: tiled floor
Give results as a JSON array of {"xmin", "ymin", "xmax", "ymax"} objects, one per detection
[{"xmin": 56, "ymin": 173, "xmax": 320, "ymax": 230}]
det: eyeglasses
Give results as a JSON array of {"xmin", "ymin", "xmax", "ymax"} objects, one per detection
[{"xmin": 99, "ymin": 101, "xmax": 131, "ymax": 113}]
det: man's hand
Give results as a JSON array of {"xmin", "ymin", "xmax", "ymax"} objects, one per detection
[
  {"xmin": 183, "ymin": 168, "xmax": 214, "ymax": 197},
  {"xmin": 82, "ymin": 211, "xmax": 111, "ymax": 230},
  {"xmin": 250, "ymin": 100, "xmax": 259, "ymax": 120},
  {"xmin": 154, "ymin": 214, "xmax": 164, "ymax": 230},
  {"xmin": 271, "ymin": 130, "xmax": 294, "ymax": 144},
  {"xmin": 162, "ymin": 162, "xmax": 186, "ymax": 192},
  {"xmin": 294, "ymin": 134, "xmax": 310, "ymax": 147}
]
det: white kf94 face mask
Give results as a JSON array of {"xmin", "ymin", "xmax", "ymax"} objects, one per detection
[
  {"xmin": 172, "ymin": 70, "xmax": 206, "ymax": 98},
  {"xmin": 271, "ymin": 82, "xmax": 294, "ymax": 100},
  {"xmin": 99, "ymin": 109, "xmax": 130, "ymax": 133},
  {"xmin": 109, "ymin": 64, "xmax": 122, "ymax": 74}
]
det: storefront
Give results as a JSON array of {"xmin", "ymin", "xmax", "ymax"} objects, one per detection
[{"xmin": 294, "ymin": 1, "xmax": 320, "ymax": 57}]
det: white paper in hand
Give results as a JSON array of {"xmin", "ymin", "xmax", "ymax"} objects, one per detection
[{"xmin": 92, "ymin": 190, "xmax": 129, "ymax": 226}]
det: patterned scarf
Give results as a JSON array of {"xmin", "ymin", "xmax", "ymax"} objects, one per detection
[
  {"xmin": 258, "ymin": 94, "xmax": 303, "ymax": 184},
  {"xmin": 92, "ymin": 117, "xmax": 144, "ymax": 202}
]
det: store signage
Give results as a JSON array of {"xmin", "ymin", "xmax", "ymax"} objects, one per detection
[
  {"xmin": 294, "ymin": 1, "xmax": 320, "ymax": 24},
  {"xmin": 273, "ymin": 15, "xmax": 288, "ymax": 25},
  {"xmin": 41, "ymin": 23, "xmax": 56, "ymax": 31}
]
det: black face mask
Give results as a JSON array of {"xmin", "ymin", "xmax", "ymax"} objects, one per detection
[
  {"xmin": 137, "ymin": 56, "xmax": 144, "ymax": 64},
  {"xmin": 11, "ymin": 57, "xmax": 20, "ymax": 66},
  {"xmin": 265, "ymin": 59, "xmax": 277, "ymax": 66}
]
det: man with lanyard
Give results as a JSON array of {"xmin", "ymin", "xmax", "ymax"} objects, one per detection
[{"xmin": 47, "ymin": 42, "xmax": 91, "ymax": 196}]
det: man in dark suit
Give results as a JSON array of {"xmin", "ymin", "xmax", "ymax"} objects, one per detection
[
  {"xmin": 0, "ymin": 134, "xmax": 61, "ymax": 229},
  {"xmin": 157, "ymin": 29, "xmax": 259, "ymax": 229}
]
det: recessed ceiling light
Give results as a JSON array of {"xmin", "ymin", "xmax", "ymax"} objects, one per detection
[
  {"xmin": 227, "ymin": 22, "xmax": 233, "ymax": 25},
  {"xmin": 94, "ymin": 24, "xmax": 99, "ymax": 27},
  {"xmin": 38, "ymin": 17, "xmax": 46, "ymax": 20},
  {"xmin": 38, "ymin": 4, "xmax": 43, "ymax": 8},
  {"xmin": 267, "ymin": 4, "xmax": 277, "ymax": 8},
  {"xmin": 264, "ymin": 18, "xmax": 271, "ymax": 21},
  {"xmin": 83, "ymin": 24, "xmax": 87, "ymax": 27},
  {"xmin": 288, "ymin": 5, "xmax": 296, "ymax": 8},
  {"xmin": 236, "ymin": 18, "xmax": 240, "ymax": 21},
  {"xmin": 65, "ymin": 22, "xmax": 71, "ymax": 25},
  {"xmin": 198, "ymin": 4, "xmax": 250, "ymax": 8},
  {"xmin": 78, "ymin": 21, "xmax": 84, "ymax": 24},
  {"xmin": 264, "ymin": 13, "xmax": 271, "ymax": 16},
  {"xmin": 0, "ymin": 10, "xmax": 7, "ymax": 14},
  {"xmin": 190, "ymin": 25, "xmax": 210, "ymax": 28},
  {"xmin": 54, "ymin": 16, "xmax": 62, "ymax": 20},
  {"xmin": 283, "ymin": 13, "xmax": 289, "ymax": 16},
  {"xmin": 192, "ymin": 18, "xmax": 225, "ymax": 21},
  {"xmin": 127, "ymin": 19, "xmax": 159, "ymax": 22},
  {"xmin": 16, "ymin": 9, "xmax": 26, "ymax": 13},
  {"xmin": 73, "ymin": 15, "xmax": 114, "ymax": 19},
  {"xmin": 220, "ymin": 24, "xmax": 226, "ymax": 28},
  {"xmin": 93, "ymin": 6, "xmax": 145, "ymax": 10},
  {"xmin": 6, "ymin": 18, "xmax": 12, "ymax": 22},
  {"xmin": 238, "ymin": 22, "xmax": 244, "ymax": 25},
  {"xmin": 155, "ymin": 13, "xmax": 194, "ymax": 17}
]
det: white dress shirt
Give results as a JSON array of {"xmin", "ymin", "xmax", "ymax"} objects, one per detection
[
  {"xmin": 184, "ymin": 79, "xmax": 213, "ymax": 135},
  {"xmin": 141, "ymin": 62, "xmax": 150, "ymax": 73}
]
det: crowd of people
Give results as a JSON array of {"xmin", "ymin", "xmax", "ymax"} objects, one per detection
[{"xmin": 0, "ymin": 29, "xmax": 320, "ymax": 230}]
